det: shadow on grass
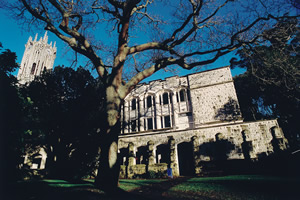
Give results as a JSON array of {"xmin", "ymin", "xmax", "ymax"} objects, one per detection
[
  {"xmin": 119, "ymin": 179, "xmax": 164, "ymax": 191},
  {"xmin": 4, "ymin": 175, "xmax": 299, "ymax": 200},
  {"xmin": 5, "ymin": 177, "xmax": 189, "ymax": 200},
  {"xmin": 5, "ymin": 179, "xmax": 162, "ymax": 200}
]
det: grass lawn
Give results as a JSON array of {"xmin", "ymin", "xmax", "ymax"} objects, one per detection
[
  {"xmin": 6, "ymin": 175, "xmax": 300, "ymax": 200},
  {"xmin": 40, "ymin": 178, "xmax": 163, "ymax": 191},
  {"xmin": 167, "ymin": 175, "xmax": 300, "ymax": 200}
]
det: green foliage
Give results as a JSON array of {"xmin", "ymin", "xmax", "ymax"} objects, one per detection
[
  {"xmin": 0, "ymin": 43, "xmax": 24, "ymax": 183},
  {"xmin": 0, "ymin": 42, "xmax": 19, "ymax": 75},
  {"xmin": 20, "ymin": 66, "xmax": 106, "ymax": 180}
]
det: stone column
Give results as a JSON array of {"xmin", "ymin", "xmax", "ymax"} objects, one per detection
[
  {"xmin": 172, "ymin": 92, "xmax": 178, "ymax": 128},
  {"xmin": 128, "ymin": 142, "xmax": 135, "ymax": 166},
  {"xmin": 169, "ymin": 137, "xmax": 179, "ymax": 176},
  {"xmin": 124, "ymin": 101, "xmax": 129, "ymax": 134},
  {"xmin": 155, "ymin": 95, "xmax": 161, "ymax": 129},
  {"xmin": 127, "ymin": 142, "xmax": 135, "ymax": 178},
  {"xmin": 192, "ymin": 136, "xmax": 201, "ymax": 174},
  {"xmin": 139, "ymin": 98, "xmax": 144, "ymax": 131},
  {"xmin": 147, "ymin": 140, "xmax": 155, "ymax": 165},
  {"xmin": 39, "ymin": 148, "xmax": 47, "ymax": 169},
  {"xmin": 241, "ymin": 130, "xmax": 253, "ymax": 160}
]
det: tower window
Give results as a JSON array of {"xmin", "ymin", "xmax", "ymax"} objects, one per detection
[
  {"xmin": 31, "ymin": 63, "xmax": 36, "ymax": 75},
  {"xmin": 179, "ymin": 89, "xmax": 185, "ymax": 102}
]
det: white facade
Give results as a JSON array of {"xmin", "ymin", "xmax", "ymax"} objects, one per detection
[
  {"xmin": 17, "ymin": 32, "xmax": 57, "ymax": 84},
  {"xmin": 121, "ymin": 67, "xmax": 242, "ymax": 134}
]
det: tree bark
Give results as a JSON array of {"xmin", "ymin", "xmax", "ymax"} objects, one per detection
[{"xmin": 94, "ymin": 85, "xmax": 122, "ymax": 194}]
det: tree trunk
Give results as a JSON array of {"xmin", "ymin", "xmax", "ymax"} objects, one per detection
[{"xmin": 94, "ymin": 85, "xmax": 122, "ymax": 194}]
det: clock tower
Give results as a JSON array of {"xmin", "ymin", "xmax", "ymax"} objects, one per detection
[{"xmin": 17, "ymin": 32, "xmax": 57, "ymax": 84}]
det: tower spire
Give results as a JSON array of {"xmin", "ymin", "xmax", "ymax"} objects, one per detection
[
  {"xmin": 27, "ymin": 36, "xmax": 32, "ymax": 43},
  {"xmin": 34, "ymin": 33, "xmax": 38, "ymax": 41},
  {"xmin": 43, "ymin": 31, "xmax": 48, "ymax": 43}
]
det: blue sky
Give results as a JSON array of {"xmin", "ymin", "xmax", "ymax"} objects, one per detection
[{"xmin": 0, "ymin": 7, "xmax": 245, "ymax": 82}]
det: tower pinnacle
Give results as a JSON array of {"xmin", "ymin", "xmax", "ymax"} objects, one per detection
[{"xmin": 17, "ymin": 32, "xmax": 57, "ymax": 84}]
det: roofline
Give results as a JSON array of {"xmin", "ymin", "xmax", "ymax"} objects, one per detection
[{"xmin": 137, "ymin": 66, "xmax": 230, "ymax": 86}]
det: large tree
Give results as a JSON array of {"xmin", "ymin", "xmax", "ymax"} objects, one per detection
[{"xmin": 6, "ymin": 0, "xmax": 299, "ymax": 193}]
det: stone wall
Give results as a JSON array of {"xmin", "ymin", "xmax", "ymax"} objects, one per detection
[
  {"xmin": 118, "ymin": 120, "xmax": 288, "ymax": 177},
  {"xmin": 120, "ymin": 163, "xmax": 168, "ymax": 179},
  {"xmin": 190, "ymin": 82, "xmax": 241, "ymax": 125}
]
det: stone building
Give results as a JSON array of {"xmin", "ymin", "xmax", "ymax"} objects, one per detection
[
  {"xmin": 118, "ymin": 66, "xmax": 288, "ymax": 178},
  {"xmin": 17, "ymin": 32, "xmax": 56, "ymax": 84}
]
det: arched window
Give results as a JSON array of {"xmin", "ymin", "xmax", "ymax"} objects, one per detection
[
  {"xmin": 179, "ymin": 89, "xmax": 186, "ymax": 102},
  {"xmin": 163, "ymin": 92, "xmax": 169, "ymax": 104},
  {"xmin": 179, "ymin": 88, "xmax": 191, "ymax": 102},
  {"xmin": 30, "ymin": 63, "xmax": 36, "ymax": 74},
  {"xmin": 131, "ymin": 98, "xmax": 136, "ymax": 110},
  {"xmin": 147, "ymin": 95, "xmax": 152, "ymax": 108}
]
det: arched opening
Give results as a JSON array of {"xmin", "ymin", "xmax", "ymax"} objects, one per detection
[
  {"xmin": 119, "ymin": 148, "xmax": 128, "ymax": 165},
  {"xmin": 136, "ymin": 146, "xmax": 148, "ymax": 164},
  {"xmin": 270, "ymin": 126, "xmax": 284, "ymax": 153},
  {"xmin": 177, "ymin": 142, "xmax": 195, "ymax": 176},
  {"xmin": 156, "ymin": 144, "xmax": 170, "ymax": 164}
]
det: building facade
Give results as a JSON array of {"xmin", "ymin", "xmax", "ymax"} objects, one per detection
[
  {"xmin": 118, "ymin": 67, "xmax": 288, "ymax": 178},
  {"xmin": 17, "ymin": 32, "xmax": 56, "ymax": 84}
]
